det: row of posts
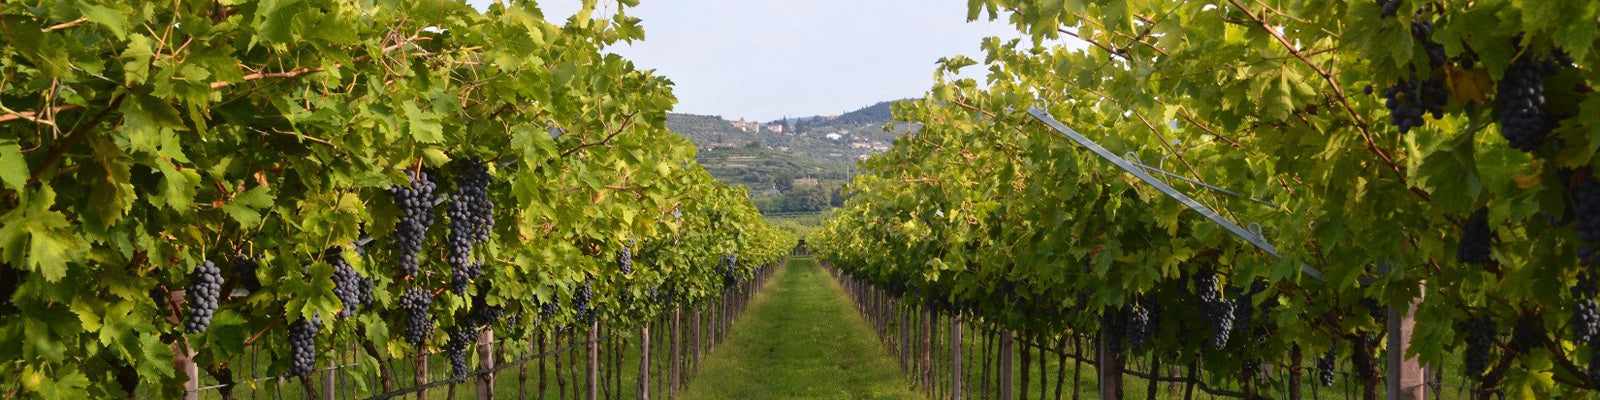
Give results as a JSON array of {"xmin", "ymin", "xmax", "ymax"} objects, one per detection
[
  {"xmin": 167, "ymin": 265, "xmax": 778, "ymax": 400},
  {"xmin": 827, "ymin": 265, "xmax": 1427, "ymax": 400}
]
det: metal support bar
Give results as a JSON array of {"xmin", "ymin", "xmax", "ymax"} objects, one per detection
[
  {"xmin": 1121, "ymin": 153, "xmax": 1279, "ymax": 208},
  {"xmin": 1026, "ymin": 106, "xmax": 1324, "ymax": 281}
]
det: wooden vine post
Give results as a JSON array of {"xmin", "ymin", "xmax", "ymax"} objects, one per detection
[
  {"xmin": 952, "ymin": 314, "xmax": 964, "ymax": 400},
  {"xmin": 588, "ymin": 320, "xmax": 600, "ymax": 400},
  {"xmin": 476, "ymin": 328, "xmax": 496, "ymax": 400},
  {"xmin": 999, "ymin": 330, "xmax": 1014, "ymax": 400},
  {"xmin": 638, "ymin": 324, "xmax": 651, "ymax": 400},
  {"xmin": 1387, "ymin": 281, "xmax": 1426, "ymax": 400}
]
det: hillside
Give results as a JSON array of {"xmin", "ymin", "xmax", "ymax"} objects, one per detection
[
  {"xmin": 668, "ymin": 100, "xmax": 917, "ymax": 214},
  {"xmin": 668, "ymin": 99, "xmax": 916, "ymax": 167}
]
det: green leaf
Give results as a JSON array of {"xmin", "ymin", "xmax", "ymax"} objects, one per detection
[
  {"xmin": 155, "ymin": 160, "xmax": 199, "ymax": 211},
  {"xmin": 0, "ymin": 139, "xmax": 27, "ymax": 193},
  {"xmin": 404, "ymin": 101, "xmax": 444, "ymax": 143},
  {"xmin": 77, "ymin": 1, "xmax": 128, "ymax": 40},
  {"xmin": 0, "ymin": 188, "xmax": 79, "ymax": 282}
]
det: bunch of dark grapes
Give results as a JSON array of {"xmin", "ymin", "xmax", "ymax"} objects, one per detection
[
  {"xmin": 450, "ymin": 159, "xmax": 494, "ymax": 243},
  {"xmin": 399, "ymin": 288, "xmax": 433, "ymax": 347},
  {"xmin": 1193, "ymin": 268, "xmax": 1235, "ymax": 349},
  {"xmin": 1496, "ymin": 53, "xmax": 1557, "ymax": 151},
  {"xmin": 184, "ymin": 260, "xmax": 224, "ymax": 333},
  {"xmin": 287, "ymin": 315, "xmax": 321, "ymax": 377},
  {"xmin": 1410, "ymin": 20, "xmax": 1447, "ymax": 68},
  {"xmin": 327, "ymin": 249, "xmax": 372, "ymax": 318},
  {"xmin": 1574, "ymin": 273, "xmax": 1600, "ymax": 344},
  {"xmin": 387, "ymin": 170, "xmax": 437, "ymax": 278},
  {"xmin": 537, "ymin": 300, "xmax": 562, "ymax": 329},
  {"xmin": 1231, "ymin": 294, "xmax": 1255, "ymax": 345},
  {"xmin": 1125, "ymin": 301, "xmax": 1154, "ymax": 351},
  {"xmin": 573, "ymin": 277, "xmax": 593, "ymax": 324},
  {"xmin": 446, "ymin": 159, "xmax": 494, "ymax": 294},
  {"xmin": 505, "ymin": 312, "xmax": 522, "ymax": 331},
  {"xmin": 1576, "ymin": 175, "xmax": 1600, "ymax": 242},
  {"xmin": 1382, "ymin": 74, "xmax": 1448, "ymax": 134},
  {"xmin": 617, "ymin": 248, "xmax": 633, "ymax": 275},
  {"xmin": 1376, "ymin": 0, "xmax": 1400, "ymax": 17},
  {"xmin": 1459, "ymin": 316, "xmax": 1497, "ymax": 379},
  {"xmin": 451, "ymin": 262, "xmax": 483, "ymax": 295},
  {"xmin": 1317, "ymin": 347, "xmax": 1338, "ymax": 386},
  {"xmin": 649, "ymin": 286, "xmax": 676, "ymax": 305},
  {"xmin": 1508, "ymin": 312, "xmax": 1543, "ymax": 354},
  {"xmin": 466, "ymin": 288, "xmax": 505, "ymax": 328},
  {"xmin": 1457, "ymin": 208, "xmax": 1493, "ymax": 265},
  {"xmin": 445, "ymin": 326, "xmax": 475, "ymax": 376},
  {"xmin": 232, "ymin": 256, "xmax": 262, "ymax": 292},
  {"xmin": 721, "ymin": 254, "xmax": 739, "ymax": 289}
]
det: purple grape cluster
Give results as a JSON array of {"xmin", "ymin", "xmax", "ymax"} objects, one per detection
[
  {"xmin": 1410, "ymin": 20, "xmax": 1447, "ymax": 68},
  {"xmin": 1457, "ymin": 208, "xmax": 1493, "ymax": 265},
  {"xmin": 287, "ymin": 315, "xmax": 322, "ymax": 377},
  {"xmin": 327, "ymin": 249, "xmax": 372, "ymax": 318},
  {"xmin": 1382, "ymin": 74, "xmax": 1448, "ymax": 134},
  {"xmin": 721, "ymin": 254, "xmax": 739, "ymax": 289},
  {"xmin": 1508, "ymin": 313, "xmax": 1543, "ymax": 354},
  {"xmin": 184, "ymin": 260, "xmax": 223, "ymax": 334},
  {"xmin": 387, "ymin": 170, "xmax": 437, "ymax": 278},
  {"xmin": 617, "ymin": 248, "xmax": 634, "ymax": 275},
  {"xmin": 573, "ymin": 277, "xmax": 594, "ymax": 324},
  {"xmin": 399, "ymin": 288, "xmax": 433, "ymax": 347},
  {"xmin": 1572, "ymin": 273, "xmax": 1599, "ymax": 344},
  {"xmin": 1376, "ymin": 0, "xmax": 1401, "ymax": 17},
  {"xmin": 1125, "ymin": 301, "xmax": 1154, "ymax": 351},
  {"xmin": 1317, "ymin": 347, "xmax": 1338, "ymax": 386},
  {"xmin": 447, "ymin": 160, "xmax": 494, "ymax": 294},
  {"xmin": 1496, "ymin": 54, "xmax": 1558, "ymax": 151},
  {"xmin": 1459, "ymin": 316, "xmax": 1496, "ymax": 380},
  {"xmin": 1193, "ymin": 268, "xmax": 1235, "ymax": 349},
  {"xmin": 232, "ymin": 256, "xmax": 261, "ymax": 292},
  {"xmin": 445, "ymin": 326, "xmax": 475, "ymax": 376},
  {"xmin": 1577, "ymin": 175, "xmax": 1600, "ymax": 242}
]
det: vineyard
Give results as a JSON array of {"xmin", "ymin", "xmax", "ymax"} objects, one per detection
[
  {"xmin": 5, "ymin": 0, "xmax": 1600, "ymax": 399},
  {"xmin": 811, "ymin": 0, "xmax": 1600, "ymax": 399},
  {"xmin": 0, "ymin": 0, "xmax": 795, "ymax": 399}
]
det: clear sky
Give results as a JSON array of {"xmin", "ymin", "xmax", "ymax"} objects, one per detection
[{"xmin": 462, "ymin": 0, "xmax": 1025, "ymax": 122}]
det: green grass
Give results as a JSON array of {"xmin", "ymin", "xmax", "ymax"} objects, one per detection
[{"xmin": 678, "ymin": 257, "xmax": 921, "ymax": 400}]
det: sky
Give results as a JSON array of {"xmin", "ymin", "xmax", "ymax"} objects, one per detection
[{"xmin": 462, "ymin": 0, "xmax": 1024, "ymax": 122}]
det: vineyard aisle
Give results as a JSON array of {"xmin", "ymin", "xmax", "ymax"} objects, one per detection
[{"xmin": 679, "ymin": 257, "xmax": 922, "ymax": 400}]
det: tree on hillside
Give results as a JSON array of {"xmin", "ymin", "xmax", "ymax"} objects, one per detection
[{"xmin": 774, "ymin": 172, "xmax": 794, "ymax": 192}]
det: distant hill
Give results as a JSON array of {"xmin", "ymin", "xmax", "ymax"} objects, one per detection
[
  {"xmin": 667, "ymin": 99, "xmax": 918, "ymax": 214},
  {"xmin": 776, "ymin": 99, "xmax": 903, "ymax": 127},
  {"xmin": 668, "ymin": 99, "xmax": 915, "ymax": 165}
]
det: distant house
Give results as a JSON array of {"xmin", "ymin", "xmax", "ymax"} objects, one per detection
[
  {"xmin": 793, "ymin": 178, "xmax": 819, "ymax": 187},
  {"xmin": 705, "ymin": 142, "xmax": 741, "ymax": 150},
  {"xmin": 730, "ymin": 119, "xmax": 760, "ymax": 132},
  {"xmin": 826, "ymin": 133, "xmax": 843, "ymax": 140}
]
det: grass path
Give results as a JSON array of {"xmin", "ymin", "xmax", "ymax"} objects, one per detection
[{"xmin": 679, "ymin": 257, "xmax": 921, "ymax": 400}]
